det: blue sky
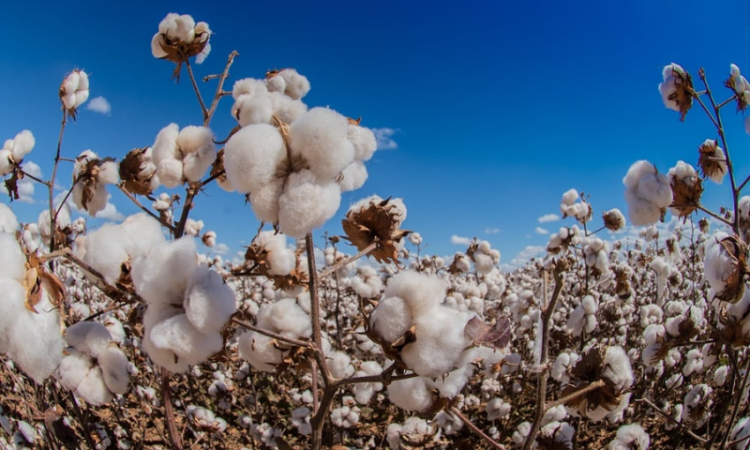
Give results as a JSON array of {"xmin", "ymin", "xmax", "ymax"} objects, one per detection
[{"xmin": 2, "ymin": 0, "xmax": 750, "ymax": 266}]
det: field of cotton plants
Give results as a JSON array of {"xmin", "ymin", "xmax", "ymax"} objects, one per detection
[{"xmin": 5, "ymin": 11, "xmax": 750, "ymax": 450}]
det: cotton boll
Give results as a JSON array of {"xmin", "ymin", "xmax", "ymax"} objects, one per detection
[
  {"xmin": 224, "ymin": 124, "xmax": 287, "ymax": 194},
  {"xmin": 256, "ymin": 298, "xmax": 312, "ymax": 339},
  {"xmin": 255, "ymin": 231, "xmax": 296, "ymax": 276},
  {"xmin": 401, "ymin": 307, "xmax": 472, "ymax": 377},
  {"xmin": 427, "ymin": 361, "xmax": 474, "ymax": 398},
  {"xmin": 268, "ymin": 92, "xmax": 308, "ymax": 124},
  {"xmin": 184, "ymin": 266, "xmax": 237, "ymax": 334},
  {"xmin": 151, "ymin": 33, "xmax": 168, "ymax": 58},
  {"xmin": 152, "ymin": 123, "xmax": 180, "ymax": 165},
  {"xmin": 235, "ymin": 93, "xmax": 274, "ymax": 126},
  {"xmin": 238, "ymin": 331, "xmax": 284, "ymax": 372},
  {"xmin": 338, "ymin": 161, "xmax": 368, "ymax": 192},
  {"xmin": 76, "ymin": 366, "xmax": 114, "ymax": 405},
  {"xmin": 608, "ymin": 423, "xmax": 650, "ymax": 450},
  {"xmin": 278, "ymin": 170, "xmax": 341, "ymax": 238},
  {"xmin": 0, "ymin": 150, "xmax": 13, "ymax": 176},
  {"xmin": 155, "ymin": 158, "xmax": 184, "ymax": 188},
  {"xmin": 623, "ymin": 160, "xmax": 672, "ymax": 226},
  {"xmin": 289, "ymin": 108, "xmax": 354, "ymax": 181},
  {"xmin": 132, "ymin": 237, "xmax": 198, "ymax": 305},
  {"xmin": 182, "ymin": 144, "xmax": 217, "ymax": 181},
  {"xmin": 266, "ymin": 74, "xmax": 286, "ymax": 93},
  {"xmin": 327, "ymin": 351, "xmax": 355, "ymax": 379},
  {"xmin": 278, "ymin": 69, "xmax": 311, "ymax": 100},
  {"xmin": 10, "ymin": 130, "xmax": 34, "ymax": 161},
  {"xmin": 347, "ymin": 125, "xmax": 377, "ymax": 162},
  {"xmin": 384, "ymin": 271, "xmax": 447, "ymax": 317},
  {"xmin": 149, "ymin": 314, "xmax": 223, "ymax": 366},
  {"xmin": 369, "ymin": 296, "xmax": 413, "ymax": 344},
  {"xmin": 58, "ymin": 348, "xmax": 94, "ymax": 391},
  {"xmin": 249, "ymin": 178, "xmax": 284, "ymax": 223},
  {"xmin": 0, "ymin": 280, "xmax": 26, "ymax": 351},
  {"xmin": 103, "ymin": 317, "xmax": 126, "ymax": 344},
  {"xmin": 232, "ymin": 78, "xmax": 268, "ymax": 99},
  {"xmin": 98, "ymin": 345, "xmax": 130, "ymax": 395},
  {"xmin": 0, "ymin": 233, "xmax": 27, "ymax": 283},
  {"xmin": 65, "ymin": 321, "xmax": 113, "ymax": 358},
  {"xmin": 78, "ymin": 224, "xmax": 130, "ymax": 285},
  {"xmin": 387, "ymin": 377, "xmax": 435, "ymax": 413}
]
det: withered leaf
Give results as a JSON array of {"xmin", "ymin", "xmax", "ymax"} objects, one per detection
[
  {"xmin": 119, "ymin": 147, "xmax": 154, "ymax": 196},
  {"xmin": 342, "ymin": 198, "xmax": 410, "ymax": 265},
  {"xmin": 463, "ymin": 315, "xmax": 511, "ymax": 350}
]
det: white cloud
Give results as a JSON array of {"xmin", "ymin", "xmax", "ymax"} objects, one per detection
[
  {"xmin": 213, "ymin": 243, "xmax": 229, "ymax": 255},
  {"xmin": 484, "ymin": 227, "xmax": 501, "ymax": 234},
  {"xmin": 0, "ymin": 161, "xmax": 42, "ymax": 203},
  {"xmin": 451, "ymin": 235, "xmax": 472, "ymax": 246},
  {"xmin": 538, "ymin": 213, "xmax": 560, "ymax": 223},
  {"xmin": 372, "ymin": 127, "xmax": 398, "ymax": 150},
  {"xmin": 93, "ymin": 201, "xmax": 125, "ymax": 221},
  {"xmin": 509, "ymin": 245, "xmax": 545, "ymax": 268},
  {"xmin": 86, "ymin": 96, "xmax": 111, "ymax": 115},
  {"xmin": 535, "ymin": 227, "xmax": 549, "ymax": 235}
]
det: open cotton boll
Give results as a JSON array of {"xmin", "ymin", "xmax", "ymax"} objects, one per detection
[
  {"xmin": 238, "ymin": 331, "xmax": 284, "ymax": 372},
  {"xmin": 58, "ymin": 348, "xmax": 94, "ymax": 391},
  {"xmin": 0, "ymin": 150, "xmax": 13, "ymax": 176},
  {"xmin": 369, "ymin": 296, "xmax": 413, "ymax": 344},
  {"xmin": 235, "ymin": 93, "xmax": 274, "ymax": 126},
  {"xmin": 327, "ymin": 351, "xmax": 355, "ymax": 379},
  {"xmin": 7, "ymin": 291, "xmax": 64, "ymax": 383},
  {"xmin": 351, "ymin": 266, "xmax": 382, "ymax": 298},
  {"xmin": 384, "ymin": 271, "xmax": 447, "ymax": 317},
  {"xmin": 0, "ymin": 233, "xmax": 27, "ymax": 283},
  {"xmin": 289, "ymin": 107, "xmax": 354, "ymax": 181},
  {"xmin": 182, "ymin": 144, "xmax": 217, "ymax": 181},
  {"xmin": 9, "ymin": 130, "xmax": 35, "ymax": 162},
  {"xmin": 98, "ymin": 345, "xmax": 130, "ymax": 395},
  {"xmin": 427, "ymin": 360, "xmax": 475, "ymax": 398},
  {"xmin": 79, "ymin": 225, "xmax": 130, "ymax": 285},
  {"xmin": 276, "ymin": 69, "xmax": 310, "ymax": 100},
  {"xmin": 608, "ymin": 423, "xmax": 650, "ymax": 450},
  {"xmin": 387, "ymin": 377, "xmax": 435, "ymax": 413},
  {"xmin": 155, "ymin": 157, "xmax": 184, "ymax": 188},
  {"xmin": 149, "ymin": 313, "xmax": 223, "ymax": 366},
  {"xmin": 249, "ymin": 178, "xmax": 284, "ymax": 224},
  {"xmin": 347, "ymin": 125, "xmax": 377, "ymax": 162},
  {"xmin": 224, "ymin": 124, "xmax": 287, "ymax": 194},
  {"xmin": 623, "ymin": 160, "xmax": 672, "ymax": 226},
  {"xmin": 256, "ymin": 298, "xmax": 312, "ymax": 339},
  {"xmin": 76, "ymin": 366, "xmax": 113, "ymax": 405},
  {"xmin": 132, "ymin": 237, "xmax": 198, "ymax": 305},
  {"xmin": 65, "ymin": 321, "xmax": 113, "ymax": 358},
  {"xmin": 278, "ymin": 170, "xmax": 341, "ymax": 238},
  {"xmin": 0, "ymin": 280, "xmax": 31, "ymax": 351},
  {"xmin": 402, "ymin": 307, "xmax": 473, "ymax": 377},
  {"xmin": 268, "ymin": 91, "xmax": 308, "ymax": 124},
  {"xmin": 255, "ymin": 231, "xmax": 296, "ymax": 276},
  {"xmin": 232, "ymin": 78, "xmax": 268, "ymax": 100},
  {"xmin": 184, "ymin": 266, "xmax": 237, "ymax": 334},
  {"xmin": 339, "ymin": 161, "xmax": 368, "ymax": 192}
]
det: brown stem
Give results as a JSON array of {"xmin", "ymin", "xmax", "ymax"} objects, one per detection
[
  {"xmin": 161, "ymin": 368, "xmax": 183, "ymax": 450},
  {"xmin": 719, "ymin": 356, "xmax": 750, "ymax": 449},
  {"xmin": 522, "ymin": 260, "xmax": 567, "ymax": 450},
  {"xmin": 47, "ymin": 110, "xmax": 68, "ymax": 260},
  {"xmin": 450, "ymin": 407, "xmax": 505, "ymax": 450},
  {"xmin": 54, "ymin": 177, "xmax": 81, "ymax": 221},
  {"xmin": 637, "ymin": 398, "xmax": 707, "ymax": 444},
  {"xmin": 19, "ymin": 168, "xmax": 49, "ymax": 186},
  {"xmin": 231, "ymin": 317, "xmax": 311, "ymax": 348},
  {"xmin": 118, "ymin": 184, "xmax": 175, "ymax": 231},
  {"xmin": 205, "ymin": 51, "xmax": 239, "ymax": 126},
  {"xmin": 546, "ymin": 379, "xmax": 605, "ymax": 410},
  {"xmin": 173, "ymin": 184, "xmax": 199, "ymax": 238},
  {"xmin": 184, "ymin": 59, "xmax": 208, "ymax": 123},
  {"xmin": 319, "ymin": 241, "xmax": 377, "ymax": 278},
  {"xmin": 697, "ymin": 204, "xmax": 733, "ymax": 228},
  {"xmin": 69, "ymin": 391, "xmax": 98, "ymax": 450}
]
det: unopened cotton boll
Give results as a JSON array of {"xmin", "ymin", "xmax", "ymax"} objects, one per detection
[
  {"xmin": 289, "ymin": 107, "xmax": 354, "ymax": 181},
  {"xmin": 278, "ymin": 170, "xmax": 341, "ymax": 238},
  {"xmin": 184, "ymin": 266, "xmax": 237, "ymax": 334},
  {"xmin": 224, "ymin": 124, "xmax": 287, "ymax": 194}
]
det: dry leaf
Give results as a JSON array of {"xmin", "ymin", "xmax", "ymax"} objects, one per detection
[{"xmin": 463, "ymin": 315, "xmax": 511, "ymax": 350}]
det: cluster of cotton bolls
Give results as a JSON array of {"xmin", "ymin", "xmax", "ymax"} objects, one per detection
[
  {"xmin": 229, "ymin": 72, "xmax": 309, "ymax": 128},
  {"xmin": 58, "ymin": 321, "xmax": 130, "ymax": 405},
  {"xmin": 224, "ymin": 102, "xmax": 378, "ymax": 237},
  {"xmin": 0, "ymin": 130, "xmax": 35, "ymax": 176},
  {"xmin": 623, "ymin": 160, "xmax": 673, "ymax": 226},
  {"xmin": 546, "ymin": 225, "xmax": 581, "ymax": 254},
  {"xmin": 0, "ymin": 215, "xmax": 63, "ymax": 383},
  {"xmin": 131, "ymin": 235, "xmax": 237, "ymax": 372},
  {"xmin": 467, "ymin": 240, "xmax": 501, "ymax": 275},
  {"xmin": 150, "ymin": 124, "xmax": 217, "ymax": 188},
  {"xmin": 583, "ymin": 237, "xmax": 611, "ymax": 278},
  {"xmin": 60, "ymin": 69, "xmax": 90, "ymax": 113},
  {"xmin": 560, "ymin": 188, "xmax": 591, "ymax": 223},
  {"xmin": 151, "ymin": 13, "xmax": 211, "ymax": 64},
  {"xmin": 71, "ymin": 150, "xmax": 119, "ymax": 216},
  {"xmin": 386, "ymin": 417, "xmax": 439, "ymax": 450},
  {"xmin": 565, "ymin": 295, "xmax": 598, "ymax": 336}
]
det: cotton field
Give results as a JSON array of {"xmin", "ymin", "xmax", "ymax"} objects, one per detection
[{"xmin": 4, "ymin": 11, "xmax": 750, "ymax": 450}]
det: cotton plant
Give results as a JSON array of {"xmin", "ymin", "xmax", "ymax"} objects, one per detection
[
  {"xmin": 560, "ymin": 188, "xmax": 592, "ymax": 224},
  {"xmin": 58, "ymin": 321, "xmax": 130, "ymax": 405}
]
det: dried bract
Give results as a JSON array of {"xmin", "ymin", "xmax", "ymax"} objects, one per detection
[{"xmin": 342, "ymin": 197, "xmax": 410, "ymax": 265}]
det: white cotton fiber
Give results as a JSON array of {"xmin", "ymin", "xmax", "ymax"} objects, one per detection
[
  {"xmin": 387, "ymin": 377, "xmax": 435, "ymax": 412},
  {"xmin": 238, "ymin": 331, "xmax": 284, "ymax": 372},
  {"xmin": 269, "ymin": 92, "xmax": 308, "ymax": 124},
  {"xmin": 232, "ymin": 78, "xmax": 268, "ymax": 100},
  {"xmin": 339, "ymin": 161, "xmax": 368, "ymax": 192},
  {"xmin": 79, "ymin": 224, "xmax": 130, "ymax": 285},
  {"xmin": 256, "ymin": 231, "xmax": 296, "ymax": 276},
  {"xmin": 235, "ymin": 93, "xmax": 274, "ymax": 126},
  {"xmin": 58, "ymin": 348, "xmax": 94, "ymax": 391},
  {"xmin": 277, "ymin": 170, "xmax": 341, "ymax": 238},
  {"xmin": 65, "ymin": 321, "xmax": 113, "ymax": 358},
  {"xmin": 155, "ymin": 158, "xmax": 184, "ymax": 188},
  {"xmin": 256, "ymin": 298, "xmax": 312, "ymax": 339},
  {"xmin": 0, "ymin": 233, "xmax": 27, "ymax": 283},
  {"xmin": 184, "ymin": 265, "xmax": 237, "ymax": 334},
  {"xmin": 224, "ymin": 124, "xmax": 288, "ymax": 194},
  {"xmin": 10, "ymin": 130, "xmax": 35, "ymax": 161},
  {"xmin": 369, "ymin": 296, "xmax": 413, "ymax": 344},
  {"xmin": 289, "ymin": 108, "xmax": 354, "ymax": 181},
  {"xmin": 7, "ymin": 291, "xmax": 64, "ymax": 383},
  {"xmin": 149, "ymin": 313, "xmax": 223, "ymax": 366},
  {"xmin": 401, "ymin": 307, "xmax": 472, "ymax": 377},
  {"xmin": 347, "ymin": 125, "xmax": 377, "ymax": 162},
  {"xmin": 132, "ymin": 237, "xmax": 198, "ymax": 305},
  {"xmin": 278, "ymin": 69, "xmax": 311, "ymax": 100},
  {"xmin": 98, "ymin": 345, "xmax": 130, "ymax": 395},
  {"xmin": 384, "ymin": 271, "xmax": 447, "ymax": 317},
  {"xmin": 0, "ymin": 280, "xmax": 29, "ymax": 351},
  {"xmin": 249, "ymin": 178, "xmax": 284, "ymax": 224},
  {"xmin": 76, "ymin": 366, "xmax": 113, "ymax": 405},
  {"xmin": 152, "ymin": 124, "xmax": 180, "ymax": 166},
  {"xmin": 623, "ymin": 160, "xmax": 673, "ymax": 226}
]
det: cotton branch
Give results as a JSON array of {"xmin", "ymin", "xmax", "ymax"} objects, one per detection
[{"xmin": 522, "ymin": 258, "xmax": 568, "ymax": 450}]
